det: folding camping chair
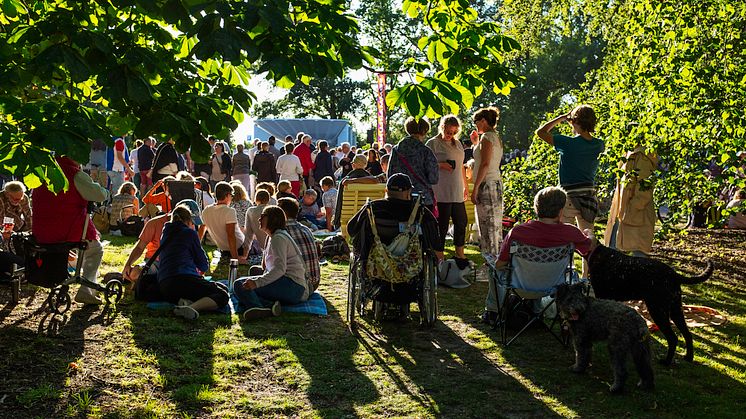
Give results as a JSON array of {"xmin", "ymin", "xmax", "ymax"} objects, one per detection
[
  {"xmin": 491, "ymin": 241, "xmax": 575, "ymax": 346},
  {"xmin": 166, "ymin": 180, "xmax": 198, "ymax": 208}
]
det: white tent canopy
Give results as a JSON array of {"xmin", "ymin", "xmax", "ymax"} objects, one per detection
[{"xmin": 253, "ymin": 118, "xmax": 356, "ymax": 147}]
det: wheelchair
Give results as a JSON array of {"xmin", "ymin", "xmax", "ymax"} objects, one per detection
[
  {"xmin": 19, "ymin": 203, "xmax": 124, "ymax": 314},
  {"xmin": 346, "ymin": 206, "xmax": 438, "ymax": 328}
]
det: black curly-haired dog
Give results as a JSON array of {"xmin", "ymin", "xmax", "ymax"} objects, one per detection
[
  {"xmin": 588, "ymin": 243, "xmax": 714, "ymax": 365},
  {"xmin": 556, "ymin": 283, "xmax": 654, "ymax": 394}
]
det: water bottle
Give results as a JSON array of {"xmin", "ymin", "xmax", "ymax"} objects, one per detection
[{"xmin": 228, "ymin": 258, "xmax": 238, "ymax": 290}]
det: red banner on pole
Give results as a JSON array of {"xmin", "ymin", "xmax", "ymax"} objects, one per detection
[{"xmin": 376, "ymin": 73, "xmax": 387, "ymax": 146}]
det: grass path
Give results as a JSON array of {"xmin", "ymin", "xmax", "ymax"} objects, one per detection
[{"xmin": 1, "ymin": 229, "xmax": 745, "ymax": 418}]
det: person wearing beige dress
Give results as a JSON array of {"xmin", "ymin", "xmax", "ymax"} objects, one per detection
[{"xmin": 604, "ymin": 145, "xmax": 658, "ymax": 256}]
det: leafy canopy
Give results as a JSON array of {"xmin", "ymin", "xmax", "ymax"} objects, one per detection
[{"xmin": 0, "ymin": 0, "xmax": 372, "ymax": 191}]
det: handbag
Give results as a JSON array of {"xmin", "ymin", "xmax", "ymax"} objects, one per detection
[
  {"xmin": 134, "ymin": 227, "xmax": 179, "ymax": 301},
  {"xmin": 396, "ymin": 153, "xmax": 439, "ymax": 219},
  {"xmin": 365, "ymin": 197, "xmax": 424, "ymax": 285}
]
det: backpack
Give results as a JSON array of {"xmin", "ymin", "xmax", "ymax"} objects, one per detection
[
  {"xmin": 321, "ymin": 234, "xmax": 350, "ymax": 259},
  {"xmin": 92, "ymin": 206, "xmax": 110, "ymax": 234},
  {"xmin": 120, "ymin": 215, "xmax": 145, "ymax": 237},
  {"xmin": 365, "ymin": 197, "xmax": 424, "ymax": 284}
]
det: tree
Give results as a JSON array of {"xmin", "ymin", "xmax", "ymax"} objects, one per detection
[
  {"xmin": 0, "ymin": 0, "xmax": 372, "ymax": 191},
  {"xmin": 0, "ymin": 0, "xmax": 522, "ymax": 191},
  {"xmin": 500, "ymin": 0, "xmax": 746, "ymax": 229},
  {"xmin": 253, "ymin": 77, "xmax": 369, "ymax": 120}
]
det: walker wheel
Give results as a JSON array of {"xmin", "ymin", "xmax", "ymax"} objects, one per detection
[
  {"xmin": 105, "ymin": 280, "xmax": 124, "ymax": 304},
  {"xmin": 49, "ymin": 287, "xmax": 71, "ymax": 315}
]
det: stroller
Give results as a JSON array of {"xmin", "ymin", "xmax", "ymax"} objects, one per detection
[{"xmin": 24, "ymin": 202, "xmax": 124, "ymax": 314}]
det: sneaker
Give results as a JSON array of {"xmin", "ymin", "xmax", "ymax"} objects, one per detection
[
  {"xmin": 271, "ymin": 300, "xmax": 282, "ymax": 317},
  {"xmin": 242, "ymin": 307, "xmax": 273, "ymax": 320},
  {"xmin": 243, "ymin": 301, "xmax": 282, "ymax": 321},
  {"xmin": 173, "ymin": 305, "xmax": 199, "ymax": 320},
  {"xmin": 178, "ymin": 298, "xmax": 194, "ymax": 307},
  {"xmin": 74, "ymin": 288, "xmax": 102, "ymax": 305}
]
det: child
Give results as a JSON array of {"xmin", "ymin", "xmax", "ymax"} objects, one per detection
[
  {"xmin": 244, "ymin": 189, "xmax": 271, "ymax": 252},
  {"xmin": 276, "ymin": 180, "xmax": 297, "ymax": 200},
  {"xmin": 320, "ymin": 176, "xmax": 338, "ymax": 231},
  {"xmin": 300, "ymin": 189, "xmax": 326, "ymax": 229},
  {"xmin": 255, "ymin": 182, "xmax": 278, "ymax": 205}
]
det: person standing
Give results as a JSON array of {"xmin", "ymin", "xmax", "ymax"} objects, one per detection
[
  {"xmin": 32, "ymin": 156, "xmax": 110, "ymax": 304},
  {"xmin": 426, "ymin": 115, "xmax": 469, "ymax": 268},
  {"xmin": 293, "ymin": 134, "xmax": 315, "ymax": 189},
  {"xmin": 209, "ymin": 141, "xmax": 232, "ymax": 189},
  {"xmin": 268, "ymin": 136, "xmax": 282, "ymax": 160},
  {"xmin": 138, "ymin": 137, "xmax": 155, "ymax": 193},
  {"xmin": 387, "ymin": 117, "xmax": 439, "ymax": 212},
  {"xmin": 151, "ymin": 139, "xmax": 180, "ymax": 183},
  {"xmin": 535, "ymin": 104, "xmax": 604, "ymax": 277},
  {"xmin": 469, "ymin": 107, "xmax": 504, "ymax": 267},
  {"xmin": 312, "ymin": 140, "xmax": 334, "ymax": 185},
  {"xmin": 107, "ymin": 135, "xmax": 135, "ymax": 196},
  {"xmin": 604, "ymin": 140, "xmax": 658, "ymax": 257},
  {"xmin": 276, "ymin": 143, "xmax": 303, "ymax": 197},
  {"xmin": 232, "ymin": 143, "xmax": 252, "ymax": 195},
  {"xmin": 365, "ymin": 149, "xmax": 383, "ymax": 176},
  {"xmin": 252, "ymin": 142, "xmax": 278, "ymax": 184}
]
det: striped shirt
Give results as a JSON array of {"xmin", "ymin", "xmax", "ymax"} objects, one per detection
[{"xmin": 285, "ymin": 220, "xmax": 321, "ymax": 292}]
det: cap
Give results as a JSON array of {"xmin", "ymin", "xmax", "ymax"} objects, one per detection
[
  {"xmin": 175, "ymin": 199, "xmax": 203, "ymax": 226},
  {"xmin": 386, "ymin": 173, "xmax": 413, "ymax": 192}
]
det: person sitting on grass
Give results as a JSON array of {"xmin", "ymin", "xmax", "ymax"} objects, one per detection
[
  {"xmin": 299, "ymin": 189, "xmax": 326, "ymax": 229},
  {"xmin": 158, "ymin": 202, "xmax": 229, "ymax": 320},
  {"xmin": 277, "ymin": 197, "xmax": 321, "ymax": 292},
  {"xmin": 233, "ymin": 206, "xmax": 309, "ymax": 320},
  {"xmin": 276, "ymin": 180, "xmax": 297, "ymax": 200},
  {"xmin": 244, "ymin": 189, "xmax": 271, "ymax": 253},
  {"xmin": 320, "ymin": 176, "xmax": 338, "ymax": 231},
  {"xmin": 255, "ymin": 182, "xmax": 278, "ymax": 205},
  {"xmin": 110, "ymin": 181, "xmax": 139, "ymax": 231}
]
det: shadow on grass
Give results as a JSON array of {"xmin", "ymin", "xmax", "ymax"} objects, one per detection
[
  {"xmin": 351, "ymin": 312, "xmax": 561, "ymax": 417},
  {"xmin": 238, "ymin": 298, "xmax": 380, "ymax": 418},
  {"xmin": 128, "ymin": 303, "xmax": 231, "ymax": 416},
  {"xmin": 0, "ymin": 305, "xmax": 111, "ymax": 416}
]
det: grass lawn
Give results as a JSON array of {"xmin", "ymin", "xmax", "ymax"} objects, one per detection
[{"xmin": 1, "ymin": 228, "xmax": 745, "ymax": 418}]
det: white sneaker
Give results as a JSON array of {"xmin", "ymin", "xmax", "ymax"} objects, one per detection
[
  {"xmin": 173, "ymin": 305, "xmax": 199, "ymax": 320},
  {"xmin": 271, "ymin": 300, "xmax": 282, "ymax": 317},
  {"xmin": 178, "ymin": 298, "xmax": 193, "ymax": 307},
  {"xmin": 74, "ymin": 288, "xmax": 102, "ymax": 305}
]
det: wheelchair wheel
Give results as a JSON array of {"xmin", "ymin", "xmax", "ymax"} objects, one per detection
[
  {"xmin": 347, "ymin": 258, "xmax": 363, "ymax": 326},
  {"xmin": 419, "ymin": 253, "xmax": 438, "ymax": 328},
  {"xmin": 372, "ymin": 301, "xmax": 385, "ymax": 322},
  {"xmin": 104, "ymin": 279, "xmax": 124, "ymax": 304},
  {"xmin": 48, "ymin": 286, "xmax": 71, "ymax": 315}
]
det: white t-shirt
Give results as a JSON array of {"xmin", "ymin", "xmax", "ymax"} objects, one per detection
[
  {"xmin": 473, "ymin": 131, "xmax": 503, "ymax": 183},
  {"xmin": 112, "ymin": 138, "xmax": 128, "ymax": 172},
  {"xmin": 276, "ymin": 154, "xmax": 303, "ymax": 181},
  {"xmin": 201, "ymin": 203, "xmax": 245, "ymax": 252}
]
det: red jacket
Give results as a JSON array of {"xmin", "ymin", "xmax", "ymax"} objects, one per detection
[
  {"xmin": 32, "ymin": 157, "xmax": 99, "ymax": 243},
  {"xmin": 293, "ymin": 142, "xmax": 315, "ymax": 176}
]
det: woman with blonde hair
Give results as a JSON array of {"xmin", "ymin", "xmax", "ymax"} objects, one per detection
[{"xmin": 426, "ymin": 115, "xmax": 470, "ymax": 272}]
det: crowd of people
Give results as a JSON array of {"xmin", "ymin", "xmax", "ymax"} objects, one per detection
[{"xmin": 1, "ymin": 104, "xmax": 745, "ymax": 323}]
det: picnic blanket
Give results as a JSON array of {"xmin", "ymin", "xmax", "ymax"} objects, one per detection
[
  {"xmin": 625, "ymin": 301, "xmax": 728, "ymax": 331},
  {"xmin": 146, "ymin": 279, "xmax": 327, "ymax": 316}
]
